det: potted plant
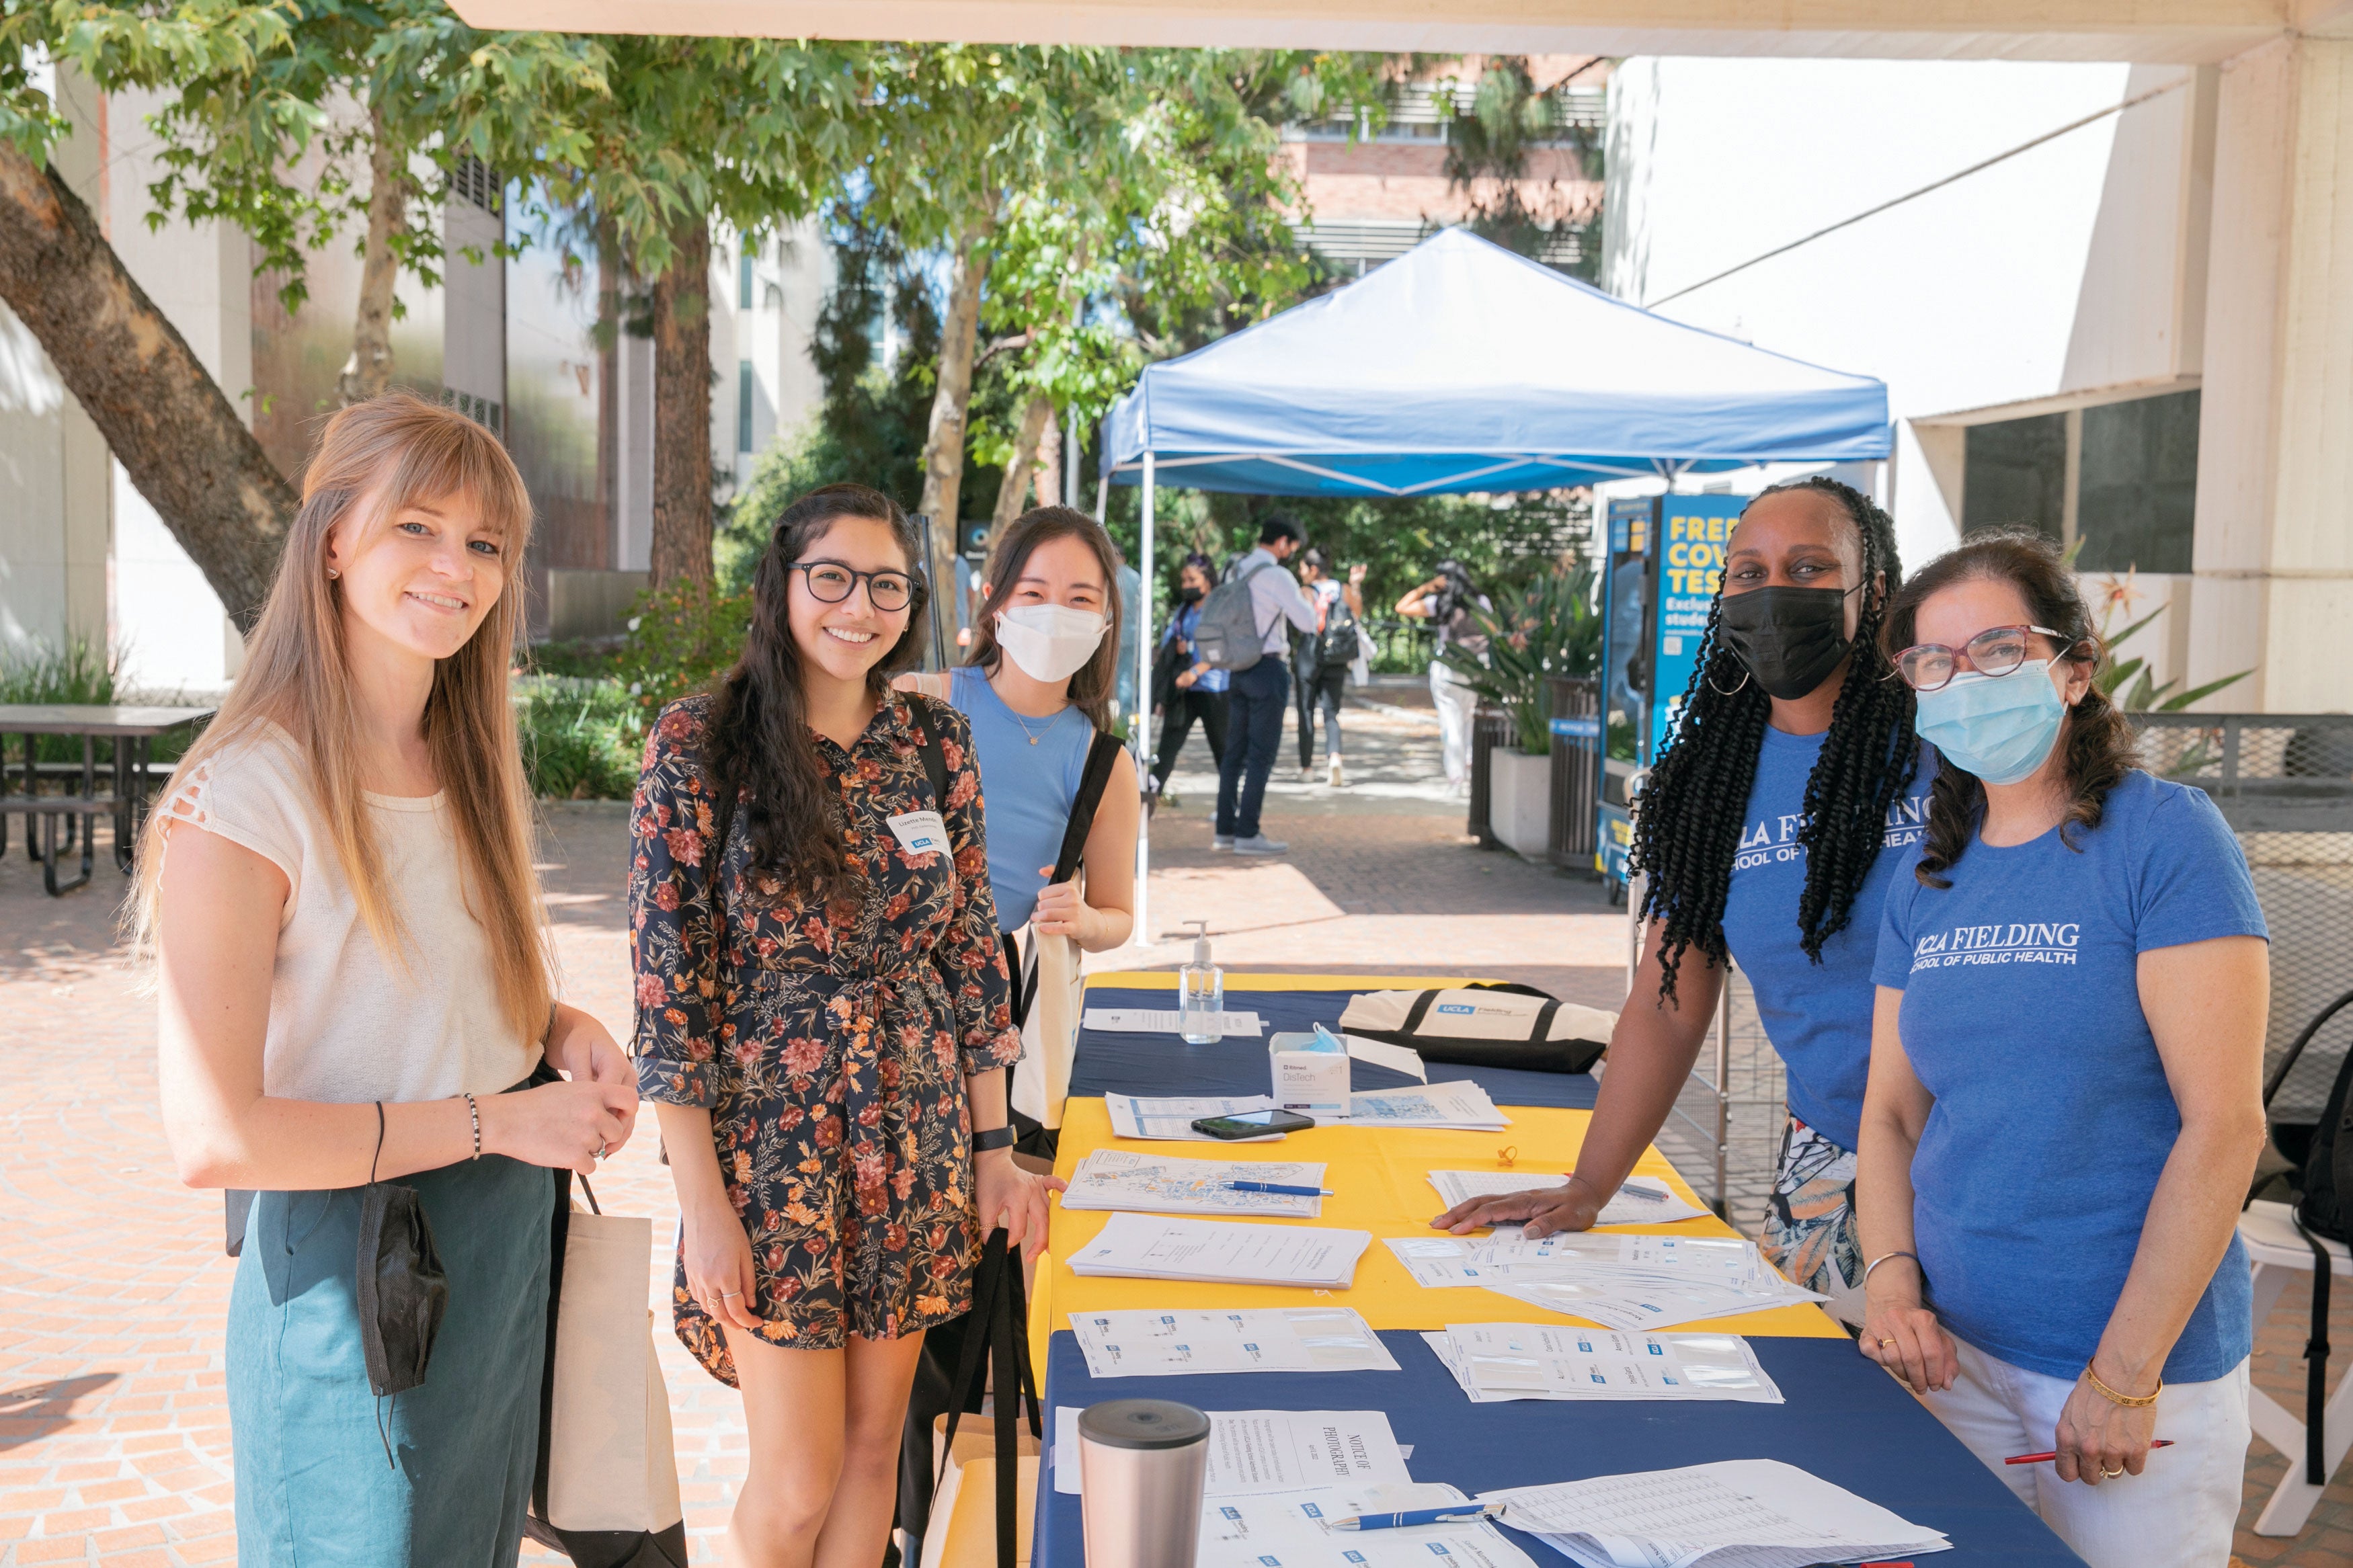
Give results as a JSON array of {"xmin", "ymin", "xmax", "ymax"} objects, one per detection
[{"xmin": 1441, "ymin": 561, "xmax": 1602, "ymax": 857}]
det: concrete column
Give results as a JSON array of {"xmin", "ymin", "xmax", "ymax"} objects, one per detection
[{"xmin": 2188, "ymin": 36, "xmax": 2353, "ymax": 712}]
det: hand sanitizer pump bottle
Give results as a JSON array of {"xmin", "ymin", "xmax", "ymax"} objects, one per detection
[{"xmin": 1177, "ymin": 920, "xmax": 1223, "ymax": 1044}]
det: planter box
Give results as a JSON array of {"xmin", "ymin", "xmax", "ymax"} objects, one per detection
[{"xmin": 1487, "ymin": 746, "xmax": 1552, "ymax": 858}]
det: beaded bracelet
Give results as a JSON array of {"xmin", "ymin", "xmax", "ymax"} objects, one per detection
[
  {"xmin": 463, "ymin": 1092, "xmax": 481, "ymax": 1161},
  {"xmin": 2083, "ymin": 1362, "xmax": 2161, "ymax": 1408}
]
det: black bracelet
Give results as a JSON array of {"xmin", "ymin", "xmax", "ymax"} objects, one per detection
[{"xmin": 972, "ymin": 1125, "xmax": 1016, "ymax": 1153}]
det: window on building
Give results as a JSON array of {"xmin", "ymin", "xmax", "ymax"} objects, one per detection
[
  {"xmin": 1958, "ymin": 390, "xmax": 2200, "ymax": 574},
  {"xmin": 2076, "ymin": 389, "xmax": 2199, "ymax": 574},
  {"xmin": 737, "ymin": 360, "xmax": 754, "ymax": 453},
  {"xmin": 1961, "ymin": 413, "xmax": 2066, "ymax": 542},
  {"xmin": 739, "ymin": 249, "xmax": 754, "ymax": 311},
  {"xmin": 450, "ymin": 155, "xmax": 501, "ymax": 215}
]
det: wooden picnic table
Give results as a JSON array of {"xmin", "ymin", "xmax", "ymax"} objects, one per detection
[{"xmin": 0, "ymin": 705, "xmax": 216, "ymax": 895}]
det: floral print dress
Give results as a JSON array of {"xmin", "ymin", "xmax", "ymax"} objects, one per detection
[{"xmin": 629, "ymin": 691, "xmax": 1021, "ymax": 1385}]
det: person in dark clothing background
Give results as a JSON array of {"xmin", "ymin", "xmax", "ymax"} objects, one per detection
[
  {"xmin": 1214, "ymin": 514, "xmax": 1318, "ymax": 856},
  {"xmin": 1148, "ymin": 552, "xmax": 1228, "ymax": 808},
  {"xmin": 1292, "ymin": 547, "xmax": 1365, "ymax": 788}
]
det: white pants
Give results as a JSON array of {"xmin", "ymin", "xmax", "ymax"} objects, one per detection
[
  {"xmin": 1430, "ymin": 660, "xmax": 1476, "ymax": 789},
  {"xmin": 1921, "ymin": 1337, "xmax": 2249, "ymax": 1568}
]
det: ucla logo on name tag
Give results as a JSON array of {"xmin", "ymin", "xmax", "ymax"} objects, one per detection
[
  {"xmin": 885, "ymin": 809, "xmax": 949, "ymax": 859},
  {"xmin": 1435, "ymin": 1002, "xmax": 1476, "ymax": 1016}
]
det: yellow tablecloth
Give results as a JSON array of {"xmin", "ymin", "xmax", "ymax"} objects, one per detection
[{"xmin": 1035, "ymin": 1096, "xmax": 1844, "ymax": 1367}]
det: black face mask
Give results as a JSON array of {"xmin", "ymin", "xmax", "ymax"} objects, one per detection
[
  {"xmin": 1718, "ymin": 585, "xmax": 1854, "ymax": 700},
  {"xmin": 1177, "ymin": 585, "xmax": 1205, "ymax": 604}
]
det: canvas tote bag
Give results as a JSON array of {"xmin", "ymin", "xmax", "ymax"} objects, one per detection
[
  {"xmin": 525, "ymin": 1175, "xmax": 688, "ymax": 1568},
  {"xmin": 1339, "ymin": 983, "xmax": 1616, "ymax": 1075},
  {"xmin": 1008, "ymin": 731, "xmax": 1125, "ymax": 1132}
]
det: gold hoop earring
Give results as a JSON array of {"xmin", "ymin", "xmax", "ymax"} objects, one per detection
[{"xmin": 1706, "ymin": 663, "xmax": 1749, "ymax": 696}]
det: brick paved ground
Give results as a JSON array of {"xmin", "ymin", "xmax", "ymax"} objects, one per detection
[{"xmin": 1, "ymin": 698, "xmax": 2346, "ymax": 1564}]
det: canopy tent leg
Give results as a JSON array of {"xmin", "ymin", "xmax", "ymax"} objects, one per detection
[{"xmin": 1133, "ymin": 452, "xmax": 1154, "ymax": 948}]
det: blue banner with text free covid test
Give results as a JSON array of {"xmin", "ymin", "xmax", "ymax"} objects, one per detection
[{"xmin": 1647, "ymin": 493, "xmax": 1745, "ymax": 761}]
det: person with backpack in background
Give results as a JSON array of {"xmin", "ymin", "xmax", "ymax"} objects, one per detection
[
  {"xmin": 1293, "ymin": 548, "xmax": 1366, "ymax": 787},
  {"xmin": 1396, "ymin": 560, "xmax": 1490, "ymax": 795},
  {"xmin": 1197, "ymin": 514, "xmax": 1319, "ymax": 856},
  {"xmin": 1149, "ymin": 552, "xmax": 1229, "ymax": 809},
  {"xmin": 1858, "ymin": 532, "xmax": 2268, "ymax": 1568}
]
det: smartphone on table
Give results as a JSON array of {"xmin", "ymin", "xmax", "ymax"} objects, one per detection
[{"xmin": 1191, "ymin": 1108, "xmax": 1318, "ymax": 1140}]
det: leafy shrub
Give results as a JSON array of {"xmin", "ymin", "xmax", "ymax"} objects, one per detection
[
  {"xmin": 516, "ymin": 679, "xmax": 643, "ymax": 800},
  {"xmin": 526, "ymin": 637, "xmax": 625, "ymax": 681},
  {"xmin": 612, "ymin": 581, "xmax": 755, "ymax": 722},
  {"xmin": 1438, "ymin": 562, "xmax": 1603, "ymax": 755}
]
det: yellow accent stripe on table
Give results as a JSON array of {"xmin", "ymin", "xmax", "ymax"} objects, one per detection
[{"xmin": 1036, "ymin": 1098, "xmax": 1844, "ymax": 1368}]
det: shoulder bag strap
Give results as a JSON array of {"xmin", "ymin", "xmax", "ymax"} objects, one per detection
[
  {"xmin": 905, "ymin": 692, "xmax": 955, "ymax": 809},
  {"xmin": 1047, "ymin": 731, "xmax": 1124, "ymax": 886},
  {"xmin": 1399, "ymin": 989, "xmax": 1442, "ymax": 1036}
]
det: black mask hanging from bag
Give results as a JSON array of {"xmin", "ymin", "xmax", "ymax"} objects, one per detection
[
  {"xmin": 356, "ymin": 1102, "xmax": 448, "ymax": 1466},
  {"xmin": 1717, "ymin": 585, "xmax": 1854, "ymax": 700}
]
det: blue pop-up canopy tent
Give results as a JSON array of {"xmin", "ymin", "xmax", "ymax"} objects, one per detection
[{"xmin": 1099, "ymin": 227, "xmax": 1890, "ymax": 926}]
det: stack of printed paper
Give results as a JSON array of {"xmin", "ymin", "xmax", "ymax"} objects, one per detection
[
  {"xmin": 1422, "ymin": 1322, "xmax": 1784, "ymax": 1404},
  {"xmin": 1067, "ymin": 1212, "xmax": 1373, "ymax": 1288},
  {"xmin": 1198, "ymin": 1483, "xmax": 1538, "ymax": 1568},
  {"xmin": 1481, "ymin": 1460, "xmax": 1950, "ymax": 1568},
  {"xmin": 1060, "ymin": 1149, "xmax": 1329, "ymax": 1218},
  {"xmin": 1337, "ymin": 1079, "xmax": 1508, "ymax": 1130},
  {"xmin": 1426, "ymin": 1170, "xmax": 1708, "ymax": 1228},
  {"xmin": 1069, "ymin": 1307, "xmax": 1400, "ymax": 1377},
  {"xmin": 1106, "ymin": 1094, "xmax": 1288, "ymax": 1141},
  {"xmin": 1384, "ymin": 1232, "xmax": 1824, "ymax": 1331},
  {"xmin": 1052, "ymin": 1407, "xmax": 1412, "ymax": 1496},
  {"xmin": 1082, "ymin": 1006, "xmax": 1266, "ymax": 1036}
]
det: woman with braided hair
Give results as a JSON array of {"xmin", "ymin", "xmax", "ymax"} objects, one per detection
[{"xmin": 1434, "ymin": 475, "xmax": 1932, "ymax": 1326}]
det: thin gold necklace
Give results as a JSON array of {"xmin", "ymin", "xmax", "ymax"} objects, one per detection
[{"xmin": 994, "ymin": 672, "xmax": 1068, "ymax": 745}]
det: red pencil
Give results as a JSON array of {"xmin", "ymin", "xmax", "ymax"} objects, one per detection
[{"xmin": 2003, "ymin": 1440, "xmax": 2173, "ymax": 1465}]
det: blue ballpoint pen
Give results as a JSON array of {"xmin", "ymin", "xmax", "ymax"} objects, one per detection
[
  {"xmin": 1328, "ymin": 1507, "xmax": 1495, "ymax": 1532},
  {"xmin": 1223, "ymin": 1180, "xmax": 1337, "ymax": 1196}
]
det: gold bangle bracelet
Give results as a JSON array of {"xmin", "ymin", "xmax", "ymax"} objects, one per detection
[{"xmin": 2082, "ymin": 1362, "xmax": 2161, "ymax": 1408}]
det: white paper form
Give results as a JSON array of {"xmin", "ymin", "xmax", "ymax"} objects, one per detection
[
  {"xmin": 1480, "ymin": 1279, "xmax": 1819, "ymax": 1335},
  {"xmin": 1107, "ymin": 1094, "xmax": 1286, "ymax": 1142},
  {"xmin": 1426, "ymin": 1171, "xmax": 1710, "ymax": 1229},
  {"xmin": 1422, "ymin": 1325, "xmax": 1782, "ymax": 1405},
  {"xmin": 1066, "ymin": 1212, "xmax": 1373, "ymax": 1288},
  {"xmin": 1479, "ymin": 1460, "xmax": 1950, "ymax": 1568},
  {"xmin": 1084, "ymin": 1007, "xmax": 1266, "ymax": 1036},
  {"xmin": 1199, "ymin": 1484, "xmax": 1539, "ymax": 1568},
  {"xmin": 1060, "ymin": 1149, "xmax": 1329, "ymax": 1219},
  {"xmin": 1383, "ymin": 1235, "xmax": 1780, "ymax": 1290},
  {"xmin": 1051, "ymin": 1408, "xmax": 1412, "ymax": 1496},
  {"xmin": 1068, "ymin": 1307, "xmax": 1400, "ymax": 1378},
  {"xmin": 1332, "ymin": 1079, "xmax": 1508, "ymax": 1130}
]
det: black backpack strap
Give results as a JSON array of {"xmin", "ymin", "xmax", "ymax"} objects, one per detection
[
  {"xmin": 904, "ymin": 692, "xmax": 955, "ymax": 810},
  {"xmin": 1047, "ymin": 731, "xmax": 1124, "ymax": 886},
  {"xmin": 2293, "ymin": 1211, "xmax": 2334, "ymax": 1487},
  {"xmin": 933, "ymin": 1229, "xmax": 1041, "ymax": 1568}
]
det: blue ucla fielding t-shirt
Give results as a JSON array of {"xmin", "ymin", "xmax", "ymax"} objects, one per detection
[
  {"xmin": 1716, "ymin": 726, "xmax": 1933, "ymax": 1151},
  {"xmin": 1873, "ymin": 770, "xmax": 2266, "ymax": 1383}
]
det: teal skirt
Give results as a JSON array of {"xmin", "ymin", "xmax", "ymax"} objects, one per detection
[{"xmin": 227, "ymin": 1152, "xmax": 554, "ymax": 1567}]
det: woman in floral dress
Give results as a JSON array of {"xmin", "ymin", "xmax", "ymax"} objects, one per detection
[{"xmin": 631, "ymin": 482, "xmax": 1060, "ymax": 1568}]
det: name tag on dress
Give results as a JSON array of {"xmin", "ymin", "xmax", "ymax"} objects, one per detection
[{"xmin": 885, "ymin": 809, "xmax": 950, "ymax": 860}]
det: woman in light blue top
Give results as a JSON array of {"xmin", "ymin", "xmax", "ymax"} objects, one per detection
[
  {"xmin": 902, "ymin": 506, "xmax": 1138, "ymax": 950},
  {"xmin": 1860, "ymin": 531, "xmax": 2267, "ymax": 1568}
]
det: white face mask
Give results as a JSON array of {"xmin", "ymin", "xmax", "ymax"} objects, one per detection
[{"xmin": 996, "ymin": 604, "xmax": 1107, "ymax": 685}]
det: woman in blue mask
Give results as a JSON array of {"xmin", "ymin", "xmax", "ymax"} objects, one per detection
[
  {"xmin": 1435, "ymin": 476, "xmax": 1931, "ymax": 1327},
  {"xmin": 1858, "ymin": 530, "xmax": 2267, "ymax": 1568}
]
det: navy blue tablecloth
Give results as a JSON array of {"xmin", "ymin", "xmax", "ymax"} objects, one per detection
[
  {"xmin": 1033, "ymin": 1329, "xmax": 2085, "ymax": 1568},
  {"xmin": 1071, "ymin": 985, "xmax": 1599, "ymax": 1110}
]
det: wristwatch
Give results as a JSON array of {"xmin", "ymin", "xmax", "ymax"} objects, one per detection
[{"xmin": 972, "ymin": 1125, "xmax": 1017, "ymax": 1153}]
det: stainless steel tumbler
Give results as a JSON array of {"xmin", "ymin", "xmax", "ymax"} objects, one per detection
[{"xmin": 1076, "ymin": 1400, "xmax": 1211, "ymax": 1568}]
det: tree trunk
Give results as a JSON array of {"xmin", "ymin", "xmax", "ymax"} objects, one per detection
[
  {"xmin": 335, "ymin": 101, "xmax": 402, "ymax": 407},
  {"xmin": 986, "ymin": 392, "xmax": 1055, "ymax": 554},
  {"xmin": 0, "ymin": 141, "xmax": 293, "ymax": 628},
  {"xmin": 1033, "ymin": 406, "xmax": 1062, "ymax": 514},
  {"xmin": 649, "ymin": 212, "xmax": 713, "ymax": 591},
  {"xmin": 916, "ymin": 218, "xmax": 993, "ymax": 638}
]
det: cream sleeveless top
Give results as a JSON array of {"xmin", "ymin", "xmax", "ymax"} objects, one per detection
[{"xmin": 162, "ymin": 723, "xmax": 537, "ymax": 1104}]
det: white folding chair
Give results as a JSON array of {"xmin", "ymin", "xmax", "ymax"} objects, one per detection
[{"xmin": 2241, "ymin": 1198, "xmax": 2353, "ymax": 1535}]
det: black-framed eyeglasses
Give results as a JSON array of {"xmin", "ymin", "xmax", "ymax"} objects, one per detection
[
  {"xmin": 1895, "ymin": 624, "xmax": 2077, "ymax": 692},
  {"xmin": 788, "ymin": 560, "xmax": 914, "ymax": 612}
]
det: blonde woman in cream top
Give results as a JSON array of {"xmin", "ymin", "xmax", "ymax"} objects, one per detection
[{"xmin": 143, "ymin": 397, "xmax": 639, "ymax": 1568}]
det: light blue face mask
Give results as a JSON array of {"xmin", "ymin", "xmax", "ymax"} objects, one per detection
[{"xmin": 1914, "ymin": 659, "xmax": 2068, "ymax": 785}]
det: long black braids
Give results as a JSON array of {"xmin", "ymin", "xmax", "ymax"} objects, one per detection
[{"xmin": 1630, "ymin": 476, "xmax": 1919, "ymax": 1001}]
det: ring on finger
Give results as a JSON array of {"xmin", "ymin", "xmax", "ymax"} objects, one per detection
[{"xmin": 2100, "ymin": 1467, "xmax": 2122, "ymax": 1479}]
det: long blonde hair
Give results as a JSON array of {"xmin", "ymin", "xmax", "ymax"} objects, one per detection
[{"xmin": 132, "ymin": 394, "xmax": 553, "ymax": 1048}]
